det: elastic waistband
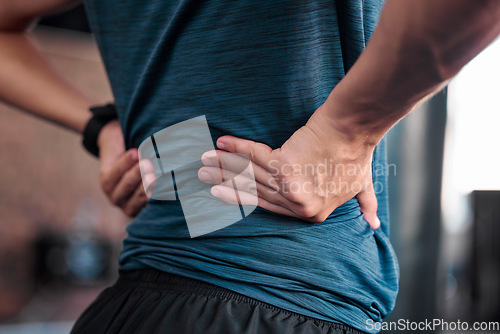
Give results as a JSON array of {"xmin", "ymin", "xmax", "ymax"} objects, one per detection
[
  {"xmin": 116, "ymin": 269, "xmax": 367, "ymax": 334},
  {"xmin": 116, "ymin": 269, "xmax": 253, "ymax": 303}
]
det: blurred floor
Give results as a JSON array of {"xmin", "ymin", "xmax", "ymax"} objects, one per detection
[{"xmin": 0, "ymin": 321, "xmax": 73, "ymax": 334}]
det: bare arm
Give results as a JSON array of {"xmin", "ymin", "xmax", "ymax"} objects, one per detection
[
  {"xmin": 0, "ymin": 0, "xmax": 149, "ymax": 217},
  {"xmin": 0, "ymin": 0, "xmax": 96, "ymax": 132},
  {"xmin": 325, "ymin": 0, "xmax": 500, "ymax": 145}
]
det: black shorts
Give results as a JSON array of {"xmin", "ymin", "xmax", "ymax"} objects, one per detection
[{"xmin": 71, "ymin": 269, "xmax": 366, "ymax": 334}]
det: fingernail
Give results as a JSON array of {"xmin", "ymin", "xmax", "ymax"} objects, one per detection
[
  {"xmin": 201, "ymin": 153, "xmax": 210, "ymax": 165},
  {"xmin": 144, "ymin": 173, "xmax": 156, "ymax": 186},
  {"xmin": 374, "ymin": 217, "xmax": 381, "ymax": 229},
  {"xmin": 139, "ymin": 159, "xmax": 154, "ymax": 172},
  {"xmin": 199, "ymin": 171, "xmax": 212, "ymax": 183},
  {"xmin": 211, "ymin": 187, "xmax": 221, "ymax": 197},
  {"xmin": 217, "ymin": 141, "xmax": 226, "ymax": 150}
]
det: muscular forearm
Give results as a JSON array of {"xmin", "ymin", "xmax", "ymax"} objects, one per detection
[
  {"xmin": 323, "ymin": 0, "xmax": 500, "ymax": 145},
  {"xmin": 0, "ymin": 31, "xmax": 95, "ymax": 132}
]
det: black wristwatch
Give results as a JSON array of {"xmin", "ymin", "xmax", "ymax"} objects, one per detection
[{"xmin": 82, "ymin": 103, "xmax": 118, "ymax": 157}]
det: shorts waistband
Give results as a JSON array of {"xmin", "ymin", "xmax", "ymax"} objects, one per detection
[{"xmin": 116, "ymin": 269, "xmax": 367, "ymax": 334}]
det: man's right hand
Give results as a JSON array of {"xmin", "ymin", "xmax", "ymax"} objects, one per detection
[
  {"xmin": 199, "ymin": 102, "xmax": 381, "ymax": 229},
  {"xmin": 97, "ymin": 120, "xmax": 148, "ymax": 217}
]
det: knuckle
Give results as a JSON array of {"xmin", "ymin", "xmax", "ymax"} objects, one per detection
[
  {"xmin": 109, "ymin": 196, "xmax": 119, "ymax": 206},
  {"xmin": 315, "ymin": 212, "xmax": 330, "ymax": 223},
  {"xmin": 285, "ymin": 191, "xmax": 303, "ymax": 203},
  {"xmin": 295, "ymin": 202, "xmax": 320, "ymax": 218},
  {"xmin": 284, "ymin": 185, "xmax": 308, "ymax": 203},
  {"xmin": 124, "ymin": 208, "xmax": 135, "ymax": 217},
  {"xmin": 100, "ymin": 177, "xmax": 112, "ymax": 194},
  {"xmin": 309, "ymin": 216, "xmax": 325, "ymax": 224},
  {"xmin": 248, "ymin": 148, "xmax": 256, "ymax": 162},
  {"xmin": 242, "ymin": 178, "xmax": 256, "ymax": 193},
  {"xmin": 123, "ymin": 180, "xmax": 136, "ymax": 193}
]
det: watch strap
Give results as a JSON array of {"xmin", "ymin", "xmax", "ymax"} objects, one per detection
[{"xmin": 82, "ymin": 103, "xmax": 118, "ymax": 157}]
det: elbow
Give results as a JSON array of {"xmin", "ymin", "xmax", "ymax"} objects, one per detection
[
  {"xmin": 426, "ymin": 7, "xmax": 500, "ymax": 83},
  {"xmin": 426, "ymin": 35, "xmax": 465, "ymax": 84},
  {"xmin": 432, "ymin": 53, "xmax": 463, "ymax": 84}
]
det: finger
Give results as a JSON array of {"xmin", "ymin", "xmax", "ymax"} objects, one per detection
[
  {"xmin": 199, "ymin": 166, "xmax": 251, "ymax": 187},
  {"xmin": 139, "ymin": 158, "xmax": 156, "ymax": 197},
  {"xmin": 199, "ymin": 166, "xmax": 294, "ymax": 208},
  {"xmin": 110, "ymin": 163, "xmax": 143, "ymax": 206},
  {"xmin": 356, "ymin": 181, "xmax": 380, "ymax": 229},
  {"xmin": 199, "ymin": 153, "xmax": 279, "ymax": 190},
  {"xmin": 122, "ymin": 186, "xmax": 148, "ymax": 217},
  {"xmin": 100, "ymin": 149, "xmax": 139, "ymax": 195},
  {"xmin": 201, "ymin": 150, "xmax": 250, "ymax": 174},
  {"xmin": 143, "ymin": 174, "xmax": 156, "ymax": 199},
  {"xmin": 210, "ymin": 185, "xmax": 303, "ymax": 219},
  {"xmin": 216, "ymin": 136, "xmax": 274, "ymax": 172}
]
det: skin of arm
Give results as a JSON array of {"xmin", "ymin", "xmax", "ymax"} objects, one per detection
[
  {"xmin": 0, "ymin": 0, "xmax": 93, "ymax": 132},
  {"xmin": 0, "ymin": 0, "xmax": 149, "ymax": 217},
  {"xmin": 326, "ymin": 0, "xmax": 500, "ymax": 145},
  {"xmin": 198, "ymin": 0, "xmax": 500, "ymax": 228}
]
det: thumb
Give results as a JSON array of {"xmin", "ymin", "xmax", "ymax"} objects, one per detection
[
  {"xmin": 356, "ymin": 181, "xmax": 380, "ymax": 230},
  {"xmin": 216, "ymin": 135, "xmax": 273, "ymax": 170}
]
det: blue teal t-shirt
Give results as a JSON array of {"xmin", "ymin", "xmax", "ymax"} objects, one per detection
[{"xmin": 83, "ymin": 0, "xmax": 399, "ymax": 332}]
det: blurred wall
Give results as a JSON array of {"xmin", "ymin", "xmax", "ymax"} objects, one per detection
[
  {"xmin": 0, "ymin": 27, "xmax": 127, "ymax": 321},
  {"xmin": 385, "ymin": 91, "xmax": 448, "ymax": 332}
]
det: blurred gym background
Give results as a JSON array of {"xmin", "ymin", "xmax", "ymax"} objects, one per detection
[{"xmin": 0, "ymin": 4, "xmax": 498, "ymax": 333}]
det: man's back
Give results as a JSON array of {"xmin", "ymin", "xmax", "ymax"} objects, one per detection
[{"xmin": 83, "ymin": 0, "xmax": 398, "ymax": 331}]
